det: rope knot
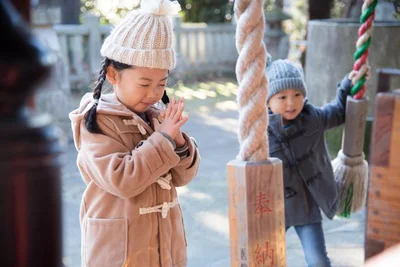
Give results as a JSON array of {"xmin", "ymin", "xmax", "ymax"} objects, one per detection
[{"xmin": 337, "ymin": 150, "xmax": 365, "ymax": 167}]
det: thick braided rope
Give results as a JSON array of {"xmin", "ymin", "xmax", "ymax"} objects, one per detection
[
  {"xmin": 351, "ymin": 0, "xmax": 377, "ymax": 99},
  {"xmin": 234, "ymin": 0, "xmax": 269, "ymax": 161}
]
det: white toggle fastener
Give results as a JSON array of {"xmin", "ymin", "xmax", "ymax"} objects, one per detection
[
  {"xmin": 123, "ymin": 119, "xmax": 147, "ymax": 135},
  {"xmin": 137, "ymin": 124, "xmax": 147, "ymax": 135},
  {"xmin": 139, "ymin": 198, "xmax": 179, "ymax": 219},
  {"xmin": 161, "ymin": 202, "xmax": 169, "ymax": 219},
  {"xmin": 156, "ymin": 173, "xmax": 172, "ymax": 190}
]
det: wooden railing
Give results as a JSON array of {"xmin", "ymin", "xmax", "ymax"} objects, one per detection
[{"xmin": 54, "ymin": 15, "xmax": 112, "ymax": 87}]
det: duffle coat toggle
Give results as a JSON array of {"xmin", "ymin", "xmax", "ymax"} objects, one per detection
[
  {"xmin": 156, "ymin": 173, "xmax": 172, "ymax": 190},
  {"xmin": 139, "ymin": 198, "xmax": 179, "ymax": 219},
  {"xmin": 123, "ymin": 118, "xmax": 147, "ymax": 135}
]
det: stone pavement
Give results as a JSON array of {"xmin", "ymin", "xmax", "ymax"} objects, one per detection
[{"xmin": 61, "ymin": 102, "xmax": 366, "ymax": 267}]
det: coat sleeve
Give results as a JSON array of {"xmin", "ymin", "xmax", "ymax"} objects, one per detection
[
  {"xmin": 315, "ymin": 74, "xmax": 353, "ymax": 131},
  {"xmin": 170, "ymin": 133, "xmax": 200, "ymax": 187},
  {"xmin": 78, "ymin": 115, "xmax": 180, "ymax": 199}
]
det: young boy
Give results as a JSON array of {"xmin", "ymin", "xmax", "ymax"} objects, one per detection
[{"xmin": 266, "ymin": 57, "xmax": 369, "ymax": 266}]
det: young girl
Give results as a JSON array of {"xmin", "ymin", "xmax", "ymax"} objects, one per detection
[
  {"xmin": 69, "ymin": 1, "xmax": 200, "ymax": 266},
  {"xmin": 265, "ymin": 57, "xmax": 369, "ymax": 267}
]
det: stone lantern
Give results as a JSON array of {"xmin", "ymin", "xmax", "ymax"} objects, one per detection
[{"xmin": 264, "ymin": 6, "xmax": 291, "ymax": 60}]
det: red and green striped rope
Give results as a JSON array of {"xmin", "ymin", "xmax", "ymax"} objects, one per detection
[{"xmin": 351, "ymin": 0, "xmax": 377, "ymax": 99}]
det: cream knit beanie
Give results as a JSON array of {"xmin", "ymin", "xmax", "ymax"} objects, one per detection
[{"xmin": 100, "ymin": 0, "xmax": 181, "ymax": 70}]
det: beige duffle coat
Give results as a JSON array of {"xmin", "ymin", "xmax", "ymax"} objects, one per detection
[{"xmin": 69, "ymin": 93, "xmax": 200, "ymax": 267}]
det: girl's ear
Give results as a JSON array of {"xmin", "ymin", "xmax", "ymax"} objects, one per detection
[{"xmin": 106, "ymin": 66, "xmax": 118, "ymax": 85}]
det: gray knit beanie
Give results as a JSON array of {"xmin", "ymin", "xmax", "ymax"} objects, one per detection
[{"xmin": 266, "ymin": 55, "xmax": 307, "ymax": 103}]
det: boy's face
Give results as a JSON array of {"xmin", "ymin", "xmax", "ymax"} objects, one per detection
[{"xmin": 268, "ymin": 89, "xmax": 304, "ymax": 123}]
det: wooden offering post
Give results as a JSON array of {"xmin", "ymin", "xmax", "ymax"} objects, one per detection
[
  {"xmin": 227, "ymin": 0, "xmax": 286, "ymax": 266},
  {"xmin": 365, "ymin": 68, "xmax": 400, "ymax": 260},
  {"xmin": 227, "ymin": 160, "xmax": 285, "ymax": 266}
]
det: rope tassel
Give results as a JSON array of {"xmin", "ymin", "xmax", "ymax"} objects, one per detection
[
  {"xmin": 333, "ymin": 151, "xmax": 368, "ymax": 217},
  {"xmin": 334, "ymin": 97, "xmax": 369, "ymax": 217}
]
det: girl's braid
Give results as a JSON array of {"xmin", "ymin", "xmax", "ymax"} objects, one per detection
[
  {"xmin": 84, "ymin": 58, "xmax": 111, "ymax": 133},
  {"xmin": 93, "ymin": 58, "xmax": 111, "ymax": 101}
]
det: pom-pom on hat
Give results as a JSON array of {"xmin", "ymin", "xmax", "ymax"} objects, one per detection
[{"xmin": 100, "ymin": 0, "xmax": 181, "ymax": 70}]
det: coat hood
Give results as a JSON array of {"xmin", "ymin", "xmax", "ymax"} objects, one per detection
[{"xmin": 69, "ymin": 93, "xmax": 161, "ymax": 150}]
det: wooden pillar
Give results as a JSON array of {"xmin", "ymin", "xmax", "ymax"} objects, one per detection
[
  {"xmin": 227, "ymin": 159, "xmax": 286, "ymax": 266},
  {"xmin": 11, "ymin": 0, "xmax": 30, "ymax": 21},
  {"xmin": 365, "ymin": 68, "xmax": 400, "ymax": 260},
  {"xmin": 0, "ymin": 1, "xmax": 63, "ymax": 266}
]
